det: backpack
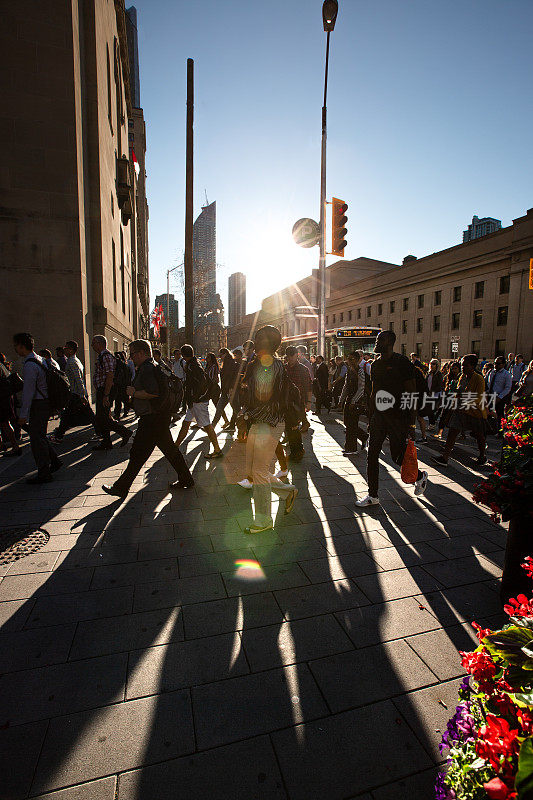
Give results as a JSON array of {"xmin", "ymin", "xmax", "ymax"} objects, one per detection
[
  {"xmin": 28, "ymin": 358, "xmax": 71, "ymax": 413},
  {"xmin": 113, "ymin": 358, "xmax": 130, "ymax": 389},
  {"xmin": 153, "ymin": 361, "xmax": 184, "ymax": 417}
]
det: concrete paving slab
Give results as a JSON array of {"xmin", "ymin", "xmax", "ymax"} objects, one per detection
[
  {"xmin": 89, "ymin": 558, "xmax": 178, "ymax": 589},
  {"xmin": 241, "ymin": 614, "xmax": 354, "ymax": 671},
  {"xmin": 178, "ymin": 549, "xmax": 252, "ymax": 578},
  {"xmin": 0, "ymin": 597, "xmax": 35, "ymax": 631},
  {"xmin": 309, "ymin": 639, "xmax": 437, "ymax": 713},
  {"xmin": 137, "ymin": 536, "xmax": 213, "ymax": 559},
  {"xmin": 274, "ymin": 578, "xmax": 370, "ymax": 619},
  {"xmin": 0, "ymin": 623, "xmax": 76, "ymax": 672},
  {"xmin": 299, "ymin": 551, "xmax": 382, "ymax": 583},
  {"xmin": 393, "ymin": 677, "xmax": 465, "ymax": 762},
  {"xmin": 369, "ymin": 542, "xmax": 443, "ymax": 571},
  {"xmin": 421, "ymin": 554, "xmax": 502, "ymax": 588},
  {"xmin": 271, "ymin": 700, "xmax": 433, "ymax": 800},
  {"xmin": 26, "ymin": 587, "xmax": 133, "ymax": 627},
  {"xmin": 370, "ymin": 768, "xmax": 439, "ymax": 799},
  {"xmin": 182, "ymin": 592, "xmax": 284, "ymax": 639},
  {"xmin": 53, "ymin": 544, "xmax": 140, "ymax": 569},
  {"xmin": 428, "ymin": 533, "xmax": 503, "ymax": 559},
  {"xmin": 126, "ymin": 631, "xmax": 249, "ymax": 698},
  {"xmin": 0, "ymin": 719, "xmax": 48, "ymax": 800},
  {"xmin": 117, "ymin": 736, "xmax": 287, "ymax": 799},
  {"xmin": 5, "ymin": 551, "xmax": 61, "ymax": 576},
  {"xmin": 0, "ymin": 651, "xmax": 127, "ymax": 725},
  {"xmin": 335, "ymin": 597, "xmax": 442, "ymax": 648},
  {"xmin": 405, "ymin": 624, "xmax": 478, "ymax": 680},
  {"xmin": 414, "ymin": 581, "xmax": 504, "ymax": 626},
  {"xmin": 322, "ymin": 528, "xmax": 393, "ymax": 554},
  {"xmin": 222, "ymin": 562, "xmax": 311, "ymax": 597},
  {"xmin": 251, "ymin": 540, "xmax": 328, "ymax": 565},
  {"xmin": 132, "ymin": 572, "xmax": 226, "ymax": 613},
  {"xmin": 69, "ymin": 607, "xmax": 184, "ymax": 660},
  {"xmin": 353, "ymin": 566, "xmax": 443, "ymax": 603},
  {"xmin": 192, "ymin": 664, "xmax": 329, "ymax": 749},
  {"xmin": 0, "ymin": 568, "xmax": 94, "ymax": 601},
  {"xmin": 29, "ymin": 777, "xmax": 117, "ymax": 800},
  {"xmin": 31, "ymin": 690, "xmax": 194, "ymax": 795}
]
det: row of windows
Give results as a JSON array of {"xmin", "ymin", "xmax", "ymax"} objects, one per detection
[
  {"xmin": 328, "ymin": 304, "xmax": 509, "ymax": 330},
  {"xmin": 327, "ymin": 276, "xmax": 510, "ymax": 326},
  {"xmin": 400, "ymin": 340, "xmax": 508, "ymax": 359}
]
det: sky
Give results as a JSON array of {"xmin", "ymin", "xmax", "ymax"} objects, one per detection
[{"xmin": 132, "ymin": 0, "xmax": 533, "ymax": 322}]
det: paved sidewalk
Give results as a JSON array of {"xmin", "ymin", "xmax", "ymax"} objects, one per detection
[{"xmin": 0, "ymin": 412, "xmax": 507, "ymax": 799}]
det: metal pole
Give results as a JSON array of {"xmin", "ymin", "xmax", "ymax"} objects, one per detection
[
  {"xmin": 184, "ymin": 58, "xmax": 194, "ymax": 346},
  {"xmin": 318, "ymin": 31, "xmax": 330, "ymax": 358},
  {"xmin": 166, "ymin": 269, "xmax": 170, "ymax": 360}
]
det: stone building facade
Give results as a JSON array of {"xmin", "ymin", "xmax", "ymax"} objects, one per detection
[
  {"xmin": 1, "ymin": 0, "xmax": 149, "ymax": 387},
  {"xmin": 226, "ymin": 209, "xmax": 533, "ymax": 360}
]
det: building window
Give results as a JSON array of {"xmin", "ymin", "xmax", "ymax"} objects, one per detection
[
  {"xmin": 403, "ymin": 297, "xmax": 409, "ymax": 311},
  {"xmin": 402, "ymin": 319, "xmax": 407, "ymax": 334},
  {"xmin": 111, "ymin": 193, "xmax": 114, "ymax": 217},
  {"xmin": 453, "ymin": 286, "xmax": 462, "ymax": 302},
  {"xmin": 432, "ymin": 342, "xmax": 439, "ymax": 358},
  {"xmin": 499, "ymin": 275, "xmax": 510, "ymax": 294},
  {"xmin": 325, "ymin": 315, "xmax": 328, "ymax": 325},
  {"xmin": 357, "ymin": 308, "xmax": 361, "ymax": 319},
  {"xmin": 416, "ymin": 318, "xmax": 423, "ymax": 333},
  {"xmin": 120, "ymin": 229, "xmax": 125, "ymax": 314},
  {"xmin": 389, "ymin": 322, "xmax": 394, "ymax": 332},
  {"xmin": 366, "ymin": 306, "xmax": 371, "ymax": 317},
  {"xmin": 473, "ymin": 309, "xmax": 482, "ymax": 328},
  {"xmin": 474, "ymin": 281, "xmax": 485, "ymax": 299},
  {"xmin": 401, "ymin": 343, "xmax": 406, "ymax": 356},
  {"xmin": 416, "ymin": 343, "xmax": 422, "ymax": 357},
  {"xmin": 340, "ymin": 312, "xmax": 343, "ymax": 323},
  {"xmin": 434, "ymin": 290, "xmax": 441, "ymax": 305},
  {"xmin": 377, "ymin": 303, "xmax": 383, "ymax": 315},
  {"xmin": 389, "ymin": 300, "xmax": 395, "ymax": 313},
  {"xmin": 471, "ymin": 340, "xmax": 481, "ymax": 356},
  {"xmin": 348, "ymin": 310, "xmax": 352, "ymax": 321},
  {"xmin": 497, "ymin": 306, "xmax": 508, "ymax": 326},
  {"xmin": 106, "ymin": 44, "xmax": 112, "ymax": 131},
  {"xmin": 433, "ymin": 315, "xmax": 440, "ymax": 331},
  {"xmin": 452, "ymin": 312, "xmax": 460, "ymax": 329},
  {"xmin": 495, "ymin": 339, "xmax": 506, "ymax": 358},
  {"xmin": 112, "ymin": 239, "xmax": 117, "ymax": 302},
  {"xmin": 332, "ymin": 314, "xmax": 336, "ymax": 324},
  {"xmin": 128, "ymin": 282, "xmax": 131, "ymax": 321},
  {"xmin": 417, "ymin": 294, "xmax": 424, "ymax": 309}
]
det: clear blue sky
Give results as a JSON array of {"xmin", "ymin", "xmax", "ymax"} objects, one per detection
[{"xmin": 132, "ymin": 0, "xmax": 533, "ymax": 321}]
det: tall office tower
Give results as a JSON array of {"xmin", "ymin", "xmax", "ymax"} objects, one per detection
[
  {"xmin": 228, "ymin": 272, "xmax": 246, "ymax": 327},
  {"xmin": 155, "ymin": 293, "xmax": 179, "ymax": 334},
  {"xmin": 126, "ymin": 6, "xmax": 149, "ymax": 332},
  {"xmin": 463, "ymin": 215, "xmax": 502, "ymax": 242},
  {"xmin": 193, "ymin": 201, "xmax": 217, "ymax": 316}
]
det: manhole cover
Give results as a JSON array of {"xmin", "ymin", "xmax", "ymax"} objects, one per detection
[{"xmin": 0, "ymin": 528, "xmax": 50, "ymax": 564}]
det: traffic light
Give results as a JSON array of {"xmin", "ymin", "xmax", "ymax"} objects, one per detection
[{"xmin": 331, "ymin": 197, "xmax": 348, "ymax": 257}]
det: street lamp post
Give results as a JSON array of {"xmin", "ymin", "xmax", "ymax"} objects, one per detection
[{"xmin": 318, "ymin": 0, "xmax": 338, "ymax": 357}]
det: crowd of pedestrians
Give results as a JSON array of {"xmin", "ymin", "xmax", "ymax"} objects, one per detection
[{"xmin": 0, "ymin": 328, "xmax": 531, "ymax": 529}]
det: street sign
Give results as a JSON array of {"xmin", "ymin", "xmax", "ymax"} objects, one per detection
[
  {"xmin": 292, "ymin": 218, "xmax": 320, "ymax": 248},
  {"xmin": 451, "ymin": 341, "xmax": 459, "ymax": 353},
  {"xmin": 335, "ymin": 327, "xmax": 381, "ymax": 339}
]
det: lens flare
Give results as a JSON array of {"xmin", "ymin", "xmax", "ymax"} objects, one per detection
[{"xmin": 234, "ymin": 558, "xmax": 266, "ymax": 581}]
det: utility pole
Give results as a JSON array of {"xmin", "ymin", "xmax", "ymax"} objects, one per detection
[{"xmin": 184, "ymin": 58, "xmax": 194, "ymax": 345}]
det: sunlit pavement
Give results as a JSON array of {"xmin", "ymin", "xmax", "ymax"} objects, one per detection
[{"xmin": 0, "ymin": 413, "xmax": 506, "ymax": 799}]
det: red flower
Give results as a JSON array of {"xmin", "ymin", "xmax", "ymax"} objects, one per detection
[
  {"xmin": 516, "ymin": 706, "xmax": 533, "ymax": 735},
  {"xmin": 521, "ymin": 556, "xmax": 533, "ymax": 579},
  {"xmin": 472, "ymin": 621, "xmax": 492, "ymax": 642},
  {"xmin": 476, "ymin": 715, "xmax": 520, "ymax": 773},
  {"xmin": 503, "ymin": 594, "xmax": 533, "ymax": 618},
  {"xmin": 460, "ymin": 649, "xmax": 496, "ymax": 689},
  {"xmin": 483, "ymin": 777, "xmax": 516, "ymax": 799}
]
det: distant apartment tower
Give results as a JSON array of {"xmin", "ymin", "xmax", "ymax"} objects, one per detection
[
  {"xmin": 463, "ymin": 215, "xmax": 502, "ymax": 242},
  {"xmin": 228, "ymin": 272, "xmax": 246, "ymax": 327},
  {"xmin": 155, "ymin": 293, "xmax": 179, "ymax": 334},
  {"xmin": 193, "ymin": 201, "xmax": 216, "ymax": 315}
]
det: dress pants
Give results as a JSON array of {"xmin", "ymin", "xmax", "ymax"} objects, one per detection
[
  {"xmin": 344, "ymin": 403, "xmax": 367, "ymax": 451},
  {"xmin": 95, "ymin": 387, "xmax": 129, "ymax": 445},
  {"xmin": 29, "ymin": 399, "xmax": 58, "ymax": 476},
  {"xmin": 367, "ymin": 412, "xmax": 412, "ymax": 498},
  {"xmin": 246, "ymin": 422, "xmax": 296, "ymax": 527},
  {"xmin": 113, "ymin": 413, "xmax": 191, "ymax": 493}
]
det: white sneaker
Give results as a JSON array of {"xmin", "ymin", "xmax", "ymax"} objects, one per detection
[
  {"xmin": 237, "ymin": 478, "xmax": 253, "ymax": 490},
  {"xmin": 414, "ymin": 470, "xmax": 429, "ymax": 497},
  {"xmin": 355, "ymin": 495, "xmax": 379, "ymax": 507},
  {"xmin": 275, "ymin": 469, "xmax": 288, "ymax": 478}
]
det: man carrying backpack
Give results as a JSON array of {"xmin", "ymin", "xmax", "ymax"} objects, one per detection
[
  {"xmin": 91, "ymin": 335, "xmax": 131, "ymax": 451},
  {"xmin": 102, "ymin": 339, "xmax": 193, "ymax": 497},
  {"xmin": 13, "ymin": 331, "xmax": 62, "ymax": 483},
  {"xmin": 174, "ymin": 344, "xmax": 223, "ymax": 459}
]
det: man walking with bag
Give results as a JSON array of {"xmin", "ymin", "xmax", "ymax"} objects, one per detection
[
  {"xmin": 174, "ymin": 344, "xmax": 223, "ymax": 459},
  {"xmin": 91, "ymin": 335, "xmax": 131, "ymax": 451},
  {"xmin": 356, "ymin": 330, "xmax": 428, "ymax": 507},
  {"xmin": 102, "ymin": 339, "xmax": 193, "ymax": 497}
]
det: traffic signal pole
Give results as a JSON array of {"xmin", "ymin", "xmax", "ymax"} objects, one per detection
[
  {"xmin": 184, "ymin": 58, "xmax": 194, "ymax": 346},
  {"xmin": 318, "ymin": 31, "xmax": 330, "ymax": 358}
]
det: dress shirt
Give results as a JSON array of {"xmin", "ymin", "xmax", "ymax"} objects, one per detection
[
  {"xmin": 488, "ymin": 368, "xmax": 512, "ymax": 399},
  {"xmin": 93, "ymin": 349, "xmax": 115, "ymax": 390},
  {"xmin": 511, "ymin": 362, "xmax": 525, "ymax": 383},
  {"xmin": 298, "ymin": 356, "xmax": 314, "ymax": 379},
  {"xmin": 20, "ymin": 352, "xmax": 48, "ymax": 419},
  {"xmin": 172, "ymin": 358, "xmax": 185, "ymax": 380},
  {"xmin": 65, "ymin": 355, "xmax": 87, "ymax": 398}
]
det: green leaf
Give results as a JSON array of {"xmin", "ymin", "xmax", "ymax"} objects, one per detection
[
  {"xmin": 523, "ymin": 645, "xmax": 533, "ymax": 660},
  {"xmin": 484, "ymin": 626, "xmax": 533, "ymax": 667},
  {"xmin": 510, "ymin": 616, "xmax": 533, "ymax": 631},
  {"xmin": 516, "ymin": 737, "xmax": 533, "ymax": 799},
  {"xmin": 511, "ymin": 691, "xmax": 533, "ymax": 708}
]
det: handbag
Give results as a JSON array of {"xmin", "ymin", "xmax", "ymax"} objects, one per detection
[{"xmin": 401, "ymin": 439, "xmax": 418, "ymax": 484}]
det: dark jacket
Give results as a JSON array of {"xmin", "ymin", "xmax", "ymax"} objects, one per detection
[
  {"xmin": 184, "ymin": 357, "xmax": 208, "ymax": 406},
  {"xmin": 315, "ymin": 362, "xmax": 329, "ymax": 390},
  {"xmin": 220, "ymin": 355, "xmax": 239, "ymax": 395}
]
